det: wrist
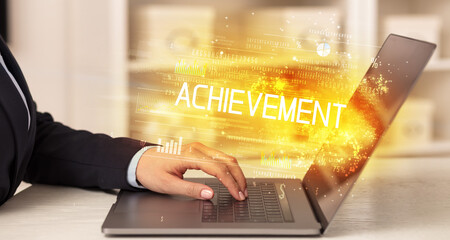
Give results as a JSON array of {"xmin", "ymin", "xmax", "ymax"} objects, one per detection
[
  {"xmin": 136, "ymin": 147, "xmax": 158, "ymax": 185},
  {"xmin": 127, "ymin": 146, "xmax": 155, "ymax": 189}
]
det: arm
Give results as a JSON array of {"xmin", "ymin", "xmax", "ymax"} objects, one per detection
[
  {"xmin": 25, "ymin": 112, "xmax": 248, "ymax": 200},
  {"xmin": 24, "ymin": 111, "xmax": 149, "ymax": 190}
]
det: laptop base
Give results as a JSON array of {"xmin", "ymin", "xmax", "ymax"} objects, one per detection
[{"xmin": 102, "ymin": 178, "xmax": 321, "ymax": 236}]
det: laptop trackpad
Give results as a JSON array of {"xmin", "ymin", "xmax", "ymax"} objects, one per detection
[{"xmin": 114, "ymin": 191, "xmax": 201, "ymax": 214}]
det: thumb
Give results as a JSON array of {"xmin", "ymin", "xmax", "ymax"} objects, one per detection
[{"xmin": 164, "ymin": 174, "xmax": 214, "ymax": 200}]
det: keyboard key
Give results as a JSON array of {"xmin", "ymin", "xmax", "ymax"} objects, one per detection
[
  {"xmin": 267, "ymin": 212, "xmax": 282, "ymax": 217},
  {"xmin": 251, "ymin": 218, "xmax": 267, "ymax": 222},
  {"xmin": 268, "ymin": 218, "xmax": 283, "ymax": 223},
  {"xmin": 202, "ymin": 181, "xmax": 287, "ymax": 224}
]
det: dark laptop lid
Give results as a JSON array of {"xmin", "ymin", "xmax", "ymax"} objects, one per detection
[{"xmin": 301, "ymin": 34, "xmax": 436, "ymax": 232}]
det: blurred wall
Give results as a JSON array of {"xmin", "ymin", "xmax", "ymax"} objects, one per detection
[
  {"xmin": 9, "ymin": 0, "xmax": 68, "ymax": 123},
  {"xmin": 6, "ymin": 0, "xmax": 450, "ymax": 146},
  {"xmin": 379, "ymin": 0, "xmax": 450, "ymax": 141},
  {"xmin": 8, "ymin": 0, "xmax": 129, "ymax": 136}
]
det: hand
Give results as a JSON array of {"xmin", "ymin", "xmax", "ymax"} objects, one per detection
[{"xmin": 136, "ymin": 142, "xmax": 248, "ymax": 201}]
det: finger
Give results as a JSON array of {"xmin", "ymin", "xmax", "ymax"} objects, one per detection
[
  {"xmin": 192, "ymin": 143, "xmax": 247, "ymax": 194},
  {"xmin": 163, "ymin": 174, "xmax": 215, "ymax": 200},
  {"xmin": 217, "ymin": 170, "xmax": 245, "ymax": 201},
  {"xmin": 226, "ymin": 162, "xmax": 247, "ymax": 197},
  {"xmin": 195, "ymin": 158, "xmax": 245, "ymax": 201}
]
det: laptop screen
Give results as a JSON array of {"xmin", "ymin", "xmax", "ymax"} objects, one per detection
[{"xmin": 302, "ymin": 34, "xmax": 436, "ymax": 230}]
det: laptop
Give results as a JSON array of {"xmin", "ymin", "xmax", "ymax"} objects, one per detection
[{"xmin": 102, "ymin": 34, "xmax": 436, "ymax": 236}]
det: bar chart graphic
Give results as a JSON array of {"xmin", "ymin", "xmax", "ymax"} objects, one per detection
[
  {"xmin": 260, "ymin": 152, "xmax": 292, "ymax": 169},
  {"xmin": 174, "ymin": 59, "xmax": 207, "ymax": 77},
  {"xmin": 157, "ymin": 137, "xmax": 183, "ymax": 155}
]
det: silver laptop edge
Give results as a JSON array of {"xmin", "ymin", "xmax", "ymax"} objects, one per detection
[{"xmin": 303, "ymin": 34, "xmax": 436, "ymax": 233}]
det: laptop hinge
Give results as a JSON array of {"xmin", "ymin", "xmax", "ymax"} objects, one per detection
[{"xmin": 301, "ymin": 180, "xmax": 328, "ymax": 233}]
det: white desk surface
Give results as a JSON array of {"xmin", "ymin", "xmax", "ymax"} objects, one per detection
[{"xmin": 1, "ymin": 157, "xmax": 450, "ymax": 239}]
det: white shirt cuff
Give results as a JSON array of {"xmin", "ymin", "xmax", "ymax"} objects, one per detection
[{"xmin": 127, "ymin": 146, "xmax": 155, "ymax": 189}]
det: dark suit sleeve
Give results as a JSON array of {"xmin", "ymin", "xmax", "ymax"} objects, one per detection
[{"xmin": 24, "ymin": 111, "xmax": 148, "ymax": 190}]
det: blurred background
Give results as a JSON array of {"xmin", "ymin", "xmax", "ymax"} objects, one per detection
[{"xmin": 2, "ymin": 0, "xmax": 450, "ymax": 161}]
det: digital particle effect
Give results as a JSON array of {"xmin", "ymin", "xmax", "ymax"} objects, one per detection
[{"xmin": 130, "ymin": 9, "xmax": 389, "ymax": 180}]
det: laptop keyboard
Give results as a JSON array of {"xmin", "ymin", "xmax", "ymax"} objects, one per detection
[{"xmin": 202, "ymin": 182, "xmax": 285, "ymax": 223}]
